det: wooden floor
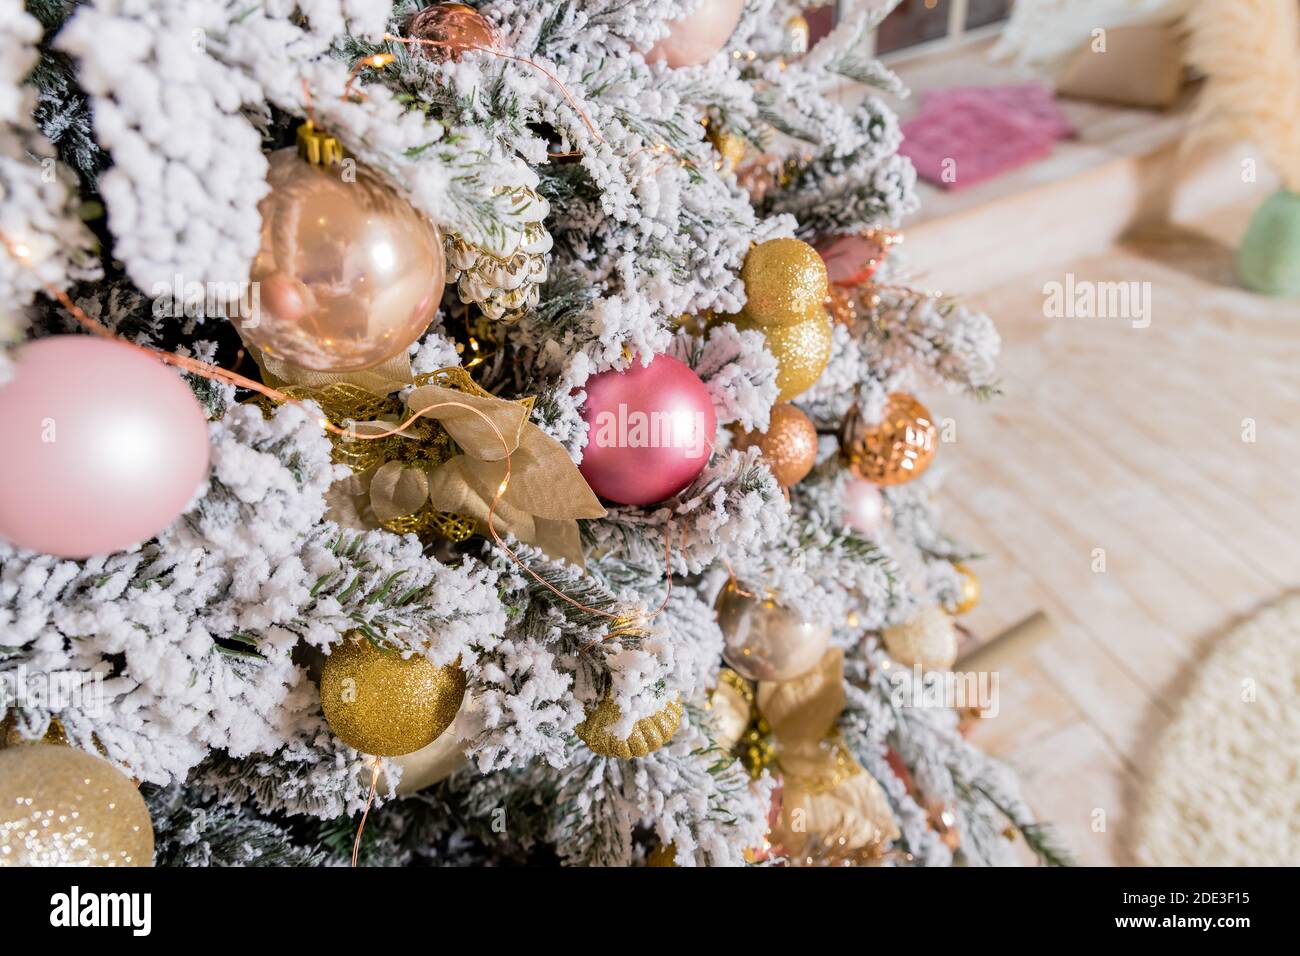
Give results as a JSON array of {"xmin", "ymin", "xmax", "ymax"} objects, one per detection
[{"xmin": 940, "ymin": 205, "xmax": 1300, "ymax": 865}]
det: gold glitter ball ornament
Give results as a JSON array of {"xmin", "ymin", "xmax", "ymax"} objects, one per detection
[
  {"xmin": 445, "ymin": 184, "xmax": 552, "ymax": 322},
  {"xmin": 740, "ymin": 238, "xmax": 829, "ymax": 328},
  {"xmin": 883, "ymin": 606, "xmax": 959, "ymax": 672},
  {"xmin": 740, "ymin": 309, "xmax": 833, "ymax": 401},
  {"xmin": 0, "ymin": 746, "xmax": 153, "ymax": 867},
  {"xmin": 733, "ymin": 402, "xmax": 818, "ymax": 488},
  {"xmin": 706, "ymin": 122, "xmax": 747, "ymax": 171},
  {"xmin": 840, "ymin": 393, "xmax": 937, "ymax": 486},
  {"xmin": 319, "ymin": 635, "xmax": 466, "ymax": 756},
  {"xmin": 577, "ymin": 696, "xmax": 683, "ymax": 759},
  {"xmin": 946, "ymin": 563, "xmax": 981, "ymax": 615}
]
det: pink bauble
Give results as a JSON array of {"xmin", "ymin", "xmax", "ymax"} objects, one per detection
[
  {"xmin": 579, "ymin": 354, "xmax": 717, "ymax": 505},
  {"xmin": 645, "ymin": 0, "xmax": 745, "ymax": 68},
  {"xmin": 842, "ymin": 476, "xmax": 884, "ymax": 534},
  {"xmin": 0, "ymin": 337, "xmax": 211, "ymax": 558}
]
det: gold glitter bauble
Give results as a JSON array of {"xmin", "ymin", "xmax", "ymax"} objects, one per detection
[
  {"xmin": 716, "ymin": 580, "xmax": 830, "ymax": 681},
  {"xmin": 577, "ymin": 697, "xmax": 683, "ymax": 759},
  {"xmin": 883, "ymin": 606, "xmax": 958, "ymax": 672},
  {"xmin": 733, "ymin": 402, "xmax": 818, "ymax": 487},
  {"xmin": 840, "ymin": 393, "xmax": 937, "ymax": 486},
  {"xmin": 646, "ymin": 843, "xmax": 677, "ymax": 867},
  {"xmin": 0, "ymin": 712, "xmax": 69, "ymax": 748},
  {"xmin": 743, "ymin": 309, "xmax": 832, "ymax": 401},
  {"xmin": 319, "ymin": 635, "xmax": 466, "ymax": 756},
  {"xmin": 0, "ymin": 746, "xmax": 153, "ymax": 867},
  {"xmin": 740, "ymin": 238, "xmax": 829, "ymax": 327},
  {"xmin": 946, "ymin": 563, "xmax": 980, "ymax": 615},
  {"xmin": 247, "ymin": 134, "xmax": 445, "ymax": 372}
]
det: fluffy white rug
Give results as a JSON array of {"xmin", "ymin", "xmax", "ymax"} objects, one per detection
[{"xmin": 1134, "ymin": 595, "xmax": 1300, "ymax": 866}]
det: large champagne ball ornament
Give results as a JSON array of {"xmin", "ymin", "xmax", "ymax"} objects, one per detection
[
  {"xmin": 733, "ymin": 403, "xmax": 817, "ymax": 488},
  {"xmin": 842, "ymin": 476, "xmax": 885, "ymax": 535},
  {"xmin": 579, "ymin": 354, "xmax": 717, "ymax": 505},
  {"xmin": 883, "ymin": 607, "xmax": 959, "ymax": 672},
  {"xmin": 245, "ymin": 123, "xmax": 445, "ymax": 372},
  {"xmin": 645, "ymin": 0, "xmax": 745, "ymax": 68},
  {"xmin": 0, "ymin": 336, "xmax": 209, "ymax": 558},
  {"xmin": 319, "ymin": 635, "xmax": 465, "ymax": 756},
  {"xmin": 0, "ymin": 746, "xmax": 153, "ymax": 866},
  {"xmin": 716, "ymin": 581, "xmax": 831, "ymax": 681},
  {"xmin": 407, "ymin": 2, "xmax": 499, "ymax": 62},
  {"xmin": 840, "ymin": 393, "xmax": 937, "ymax": 486},
  {"xmin": 741, "ymin": 238, "xmax": 830, "ymax": 327},
  {"xmin": 745, "ymin": 309, "xmax": 833, "ymax": 402}
]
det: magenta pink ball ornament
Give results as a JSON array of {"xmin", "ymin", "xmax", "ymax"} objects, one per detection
[
  {"xmin": 0, "ymin": 336, "xmax": 210, "ymax": 558},
  {"xmin": 645, "ymin": 0, "xmax": 745, "ymax": 68},
  {"xmin": 842, "ymin": 476, "xmax": 885, "ymax": 535},
  {"xmin": 579, "ymin": 354, "xmax": 717, "ymax": 506}
]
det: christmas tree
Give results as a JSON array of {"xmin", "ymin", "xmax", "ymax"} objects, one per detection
[{"xmin": 0, "ymin": 0, "xmax": 1066, "ymax": 867}]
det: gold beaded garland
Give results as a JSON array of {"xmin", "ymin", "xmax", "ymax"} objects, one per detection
[
  {"xmin": 733, "ymin": 402, "xmax": 818, "ymax": 487},
  {"xmin": 740, "ymin": 238, "xmax": 829, "ymax": 328},
  {"xmin": 840, "ymin": 393, "xmax": 937, "ymax": 486},
  {"xmin": 319, "ymin": 635, "xmax": 466, "ymax": 756},
  {"xmin": 0, "ymin": 746, "xmax": 153, "ymax": 867},
  {"xmin": 576, "ymin": 697, "xmax": 683, "ymax": 759},
  {"xmin": 882, "ymin": 606, "xmax": 959, "ymax": 671}
]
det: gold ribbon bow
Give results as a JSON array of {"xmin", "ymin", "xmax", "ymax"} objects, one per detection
[
  {"xmin": 757, "ymin": 648, "xmax": 900, "ymax": 864},
  {"xmin": 252, "ymin": 351, "xmax": 606, "ymax": 564}
]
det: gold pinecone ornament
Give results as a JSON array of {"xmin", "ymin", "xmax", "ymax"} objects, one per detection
[
  {"xmin": 445, "ymin": 184, "xmax": 553, "ymax": 322},
  {"xmin": 577, "ymin": 697, "xmax": 683, "ymax": 758}
]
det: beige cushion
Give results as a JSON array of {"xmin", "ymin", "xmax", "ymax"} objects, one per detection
[{"xmin": 1056, "ymin": 21, "xmax": 1186, "ymax": 108}]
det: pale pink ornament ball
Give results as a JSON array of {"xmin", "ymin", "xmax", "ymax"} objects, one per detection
[
  {"xmin": 645, "ymin": 0, "xmax": 745, "ymax": 68},
  {"xmin": 842, "ymin": 475, "xmax": 885, "ymax": 535},
  {"xmin": 0, "ymin": 336, "xmax": 211, "ymax": 558},
  {"xmin": 579, "ymin": 354, "xmax": 717, "ymax": 506}
]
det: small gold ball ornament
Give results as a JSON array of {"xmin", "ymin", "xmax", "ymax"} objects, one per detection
[
  {"xmin": 706, "ymin": 122, "xmax": 747, "ymax": 171},
  {"xmin": 708, "ymin": 668, "xmax": 754, "ymax": 751},
  {"xmin": 0, "ymin": 746, "xmax": 153, "ymax": 866},
  {"xmin": 740, "ymin": 237, "xmax": 829, "ymax": 327},
  {"xmin": 646, "ymin": 842, "xmax": 677, "ymax": 867},
  {"xmin": 743, "ymin": 309, "xmax": 833, "ymax": 401},
  {"xmin": 319, "ymin": 635, "xmax": 466, "ymax": 756},
  {"xmin": 577, "ymin": 697, "xmax": 683, "ymax": 759},
  {"xmin": 407, "ymin": 2, "xmax": 500, "ymax": 62},
  {"xmin": 716, "ymin": 580, "xmax": 831, "ymax": 681},
  {"xmin": 946, "ymin": 563, "xmax": 981, "ymax": 615},
  {"xmin": 733, "ymin": 402, "xmax": 818, "ymax": 487},
  {"xmin": 840, "ymin": 393, "xmax": 937, "ymax": 486},
  {"xmin": 883, "ymin": 606, "xmax": 959, "ymax": 671}
]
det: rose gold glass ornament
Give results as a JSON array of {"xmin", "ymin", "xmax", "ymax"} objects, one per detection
[
  {"xmin": 839, "ymin": 393, "xmax": 937, "ymax": 486},
  {"xmin": 407, "ymin": 2, "xmax": 499, "ymax": 62},
  {"xmin": 646, "ymin": 0, "xmax": 745, "ymax": 68},
  {"xmin": 733, "ymin": 402, "xmax": 818, "ymax": 488},
  {"xmin": 716, "ymin": 581, "xmax": 830, "ymax": 682},
  {"xmin": 245, "ymin": 123, "xmax": 445, "ymax": 372}
]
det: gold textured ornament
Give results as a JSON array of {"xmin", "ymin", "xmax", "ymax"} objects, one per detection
[
  {"xmin": 705, "ymin": 121, "xmax": 747, "ymax": 171},
  {"xmin": 0, "ymin": 746, "xmax": 153, "ymax": 866},
  {"xmin": 319, "ymin": 634, "xmax": 466, "ymax": 756},
  {"xmin": 840, "ymin": 393, "xmax": 937, "ymax": 486},
  {"xmin": 0, "ymin": 712, "xmax": 70, "ymax": 748},
  {"xmin": 732, "ymin": 402, "xmax": 818, "ymax": 487},
  {"xmin": 741, "ymin": 309, "xmax": 833, "ymax": 401},
  {"xmin": 740, "ymin": 238, "xmax": 829, "ymax": 327},
  {"xmin": 576, "ymin": 696, "xmax": 683, "ymax": 759},
  {"xmin": 646, "ymin": 842, "xmax": 677, "ymax": 867},
  {"xmin": 716, "ymin": 580, "xmax": 831, "ymax": 681},
  {"xmin": 946, "ymin": 563, "xmax": 981, "ymax": 615},
  {"xmin": 246, "ymin": 126, "xmax": 446, "ymax": 372},
  {"xmin": 883, "ymin": 606, "xmax": 959, "ymax": 672},
  {"xmin": 445, "ymin": 184, "xmax": 552, "ymax": 322},
  {"xmin": 708, "ymin": 668, "xmax": 754, "ymax": 751}
]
